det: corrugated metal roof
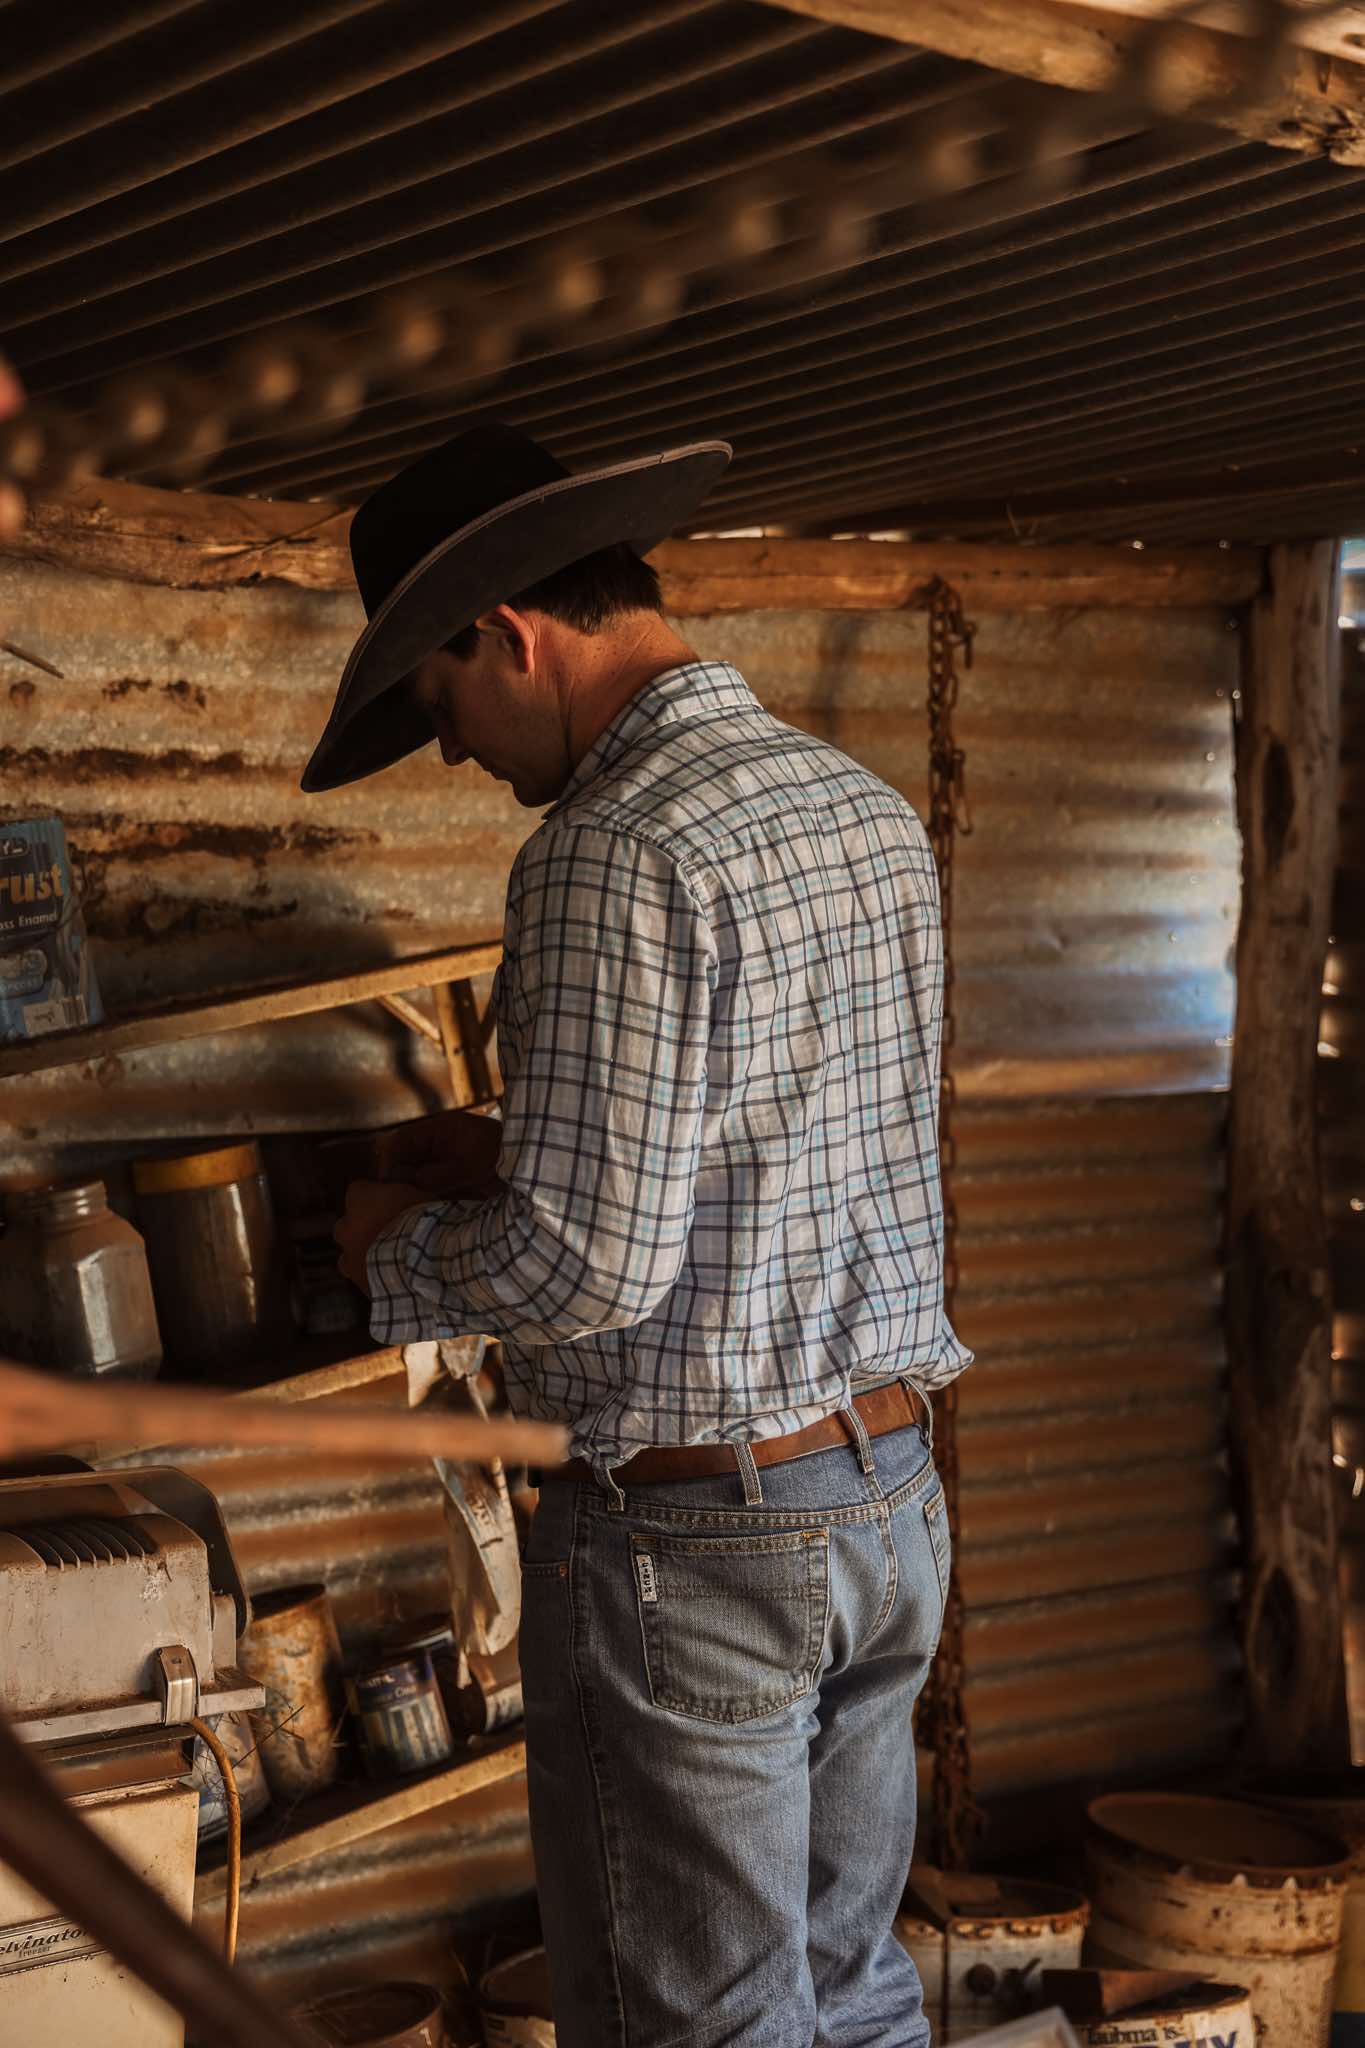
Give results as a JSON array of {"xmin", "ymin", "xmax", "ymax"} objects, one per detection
[{"xmin": 3, "ymin": 0, "xmax": 1365, "ymax": 541}]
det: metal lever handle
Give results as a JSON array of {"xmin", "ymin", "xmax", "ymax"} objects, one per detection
[{"xmin": 153, "ymin": 1644, "xmax": 199, "ymax": 1725}]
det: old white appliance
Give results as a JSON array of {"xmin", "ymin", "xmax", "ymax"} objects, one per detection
[{"xmin": 0, "ymin": 1465, "xmax": 264, "ymax": 2047}]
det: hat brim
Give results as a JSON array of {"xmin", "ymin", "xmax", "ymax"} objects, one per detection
[{"xmin": 301, "ymin": 440, "xmax": 731, "ymax": 793}]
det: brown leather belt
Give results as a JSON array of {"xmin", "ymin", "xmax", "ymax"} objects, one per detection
[{"xmin": 540, "ymin": 1379, "xmax": 928, "ymax": 1488}]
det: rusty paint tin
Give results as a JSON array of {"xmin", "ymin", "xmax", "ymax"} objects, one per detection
[
  {"xmin": 895, "ymin": 1874, "xmax": 1088, "ymax": 2042},
  {"xmin": 478, "ymin": 1948, "xmax": 555, "ymax": 2045},
  {"xmin": 241, "ymin": 1581, "xmax": 346, "ymax": 1802},
  {"xmin": 346, "ymin": 1653, "xmax": 454, "ymax": 1779},
  {"xmin": 1086, "ymin": 1792, "xmax": 1351, "ymax": 2048},
  {"xmin": 1074, "ymin": 1979, "xmax": 1253, "ymax": 2047},
  {"xmin": 391, "ymin": 1614, "xmax": 463, "ymax": 1734},
  {"xmin": 292, "ymin": 1978, "xmax": 446, "ymax": 2046}
]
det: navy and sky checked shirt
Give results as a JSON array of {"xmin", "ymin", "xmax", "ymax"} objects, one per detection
[{"xmin": 368, "ymin": 660, "xmax": 972, "ymax": 1467}]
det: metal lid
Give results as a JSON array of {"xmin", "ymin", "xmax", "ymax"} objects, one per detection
[
  {"xmin": 393, "ymin": 1612, "xmax": 457, "ymax": 1653},
  {"xmin": 132, "ymin": 1141, "xmax": 264, "ymax": 1194},
  {"xmin": 3, "ymin": 1179, "xmax": 107, "ymax": 1224},
  {"xmin": 1087, "ymin": 1791, "xmax": 1351, "ymax": 1885}
]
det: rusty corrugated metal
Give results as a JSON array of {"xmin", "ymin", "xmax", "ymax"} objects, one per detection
[
  {"xmin": 193, "ymin": 1781, "xmax": 536, "ymax": 2007},
  {"xmin": 951, "ymin": 1093, "xmax": 1240, "ymax": 1835},
  {"xmin": 2, "ymin": 1, "xmax": 1365, "ymax": 539},
  {"xmin": 5, "ymin": 542, "xmax": 1246, "ymax": 1890},
  {"xmin": 0, "ymin": 562, "xmax": 1238, "ymax": 1174}
]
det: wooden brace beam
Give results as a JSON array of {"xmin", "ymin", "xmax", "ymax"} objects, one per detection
[
  {"xmin": 755, "ymin": 0, "xmax": 1365, "ymax": 163},
  {"xmin": 1226, "ymin": 538, "xmax": 1348, "ymax": 1768},
  {"xmin": 1, "ymin": 476, "xmax": 1264, "ymax": 610}
]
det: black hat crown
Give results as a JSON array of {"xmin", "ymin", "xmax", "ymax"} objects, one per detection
[{"xmin": 350, "ymin": 423, "xmax": 568, "ymax": 618}]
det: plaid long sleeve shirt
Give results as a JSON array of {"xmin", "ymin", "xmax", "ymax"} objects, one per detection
[{"xmin": 368, "ymin": 660, "xmax": 971, "ymax": 1467}]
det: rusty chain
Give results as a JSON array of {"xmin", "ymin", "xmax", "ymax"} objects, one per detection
[{"xmin": 918, "ymin": 576, "xmax": 980, "ymax": 1872}]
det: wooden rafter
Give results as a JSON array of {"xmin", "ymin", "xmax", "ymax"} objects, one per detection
[{"xmin": 756, "ymin": 0, "xmax": 1365, "ymax": 162}]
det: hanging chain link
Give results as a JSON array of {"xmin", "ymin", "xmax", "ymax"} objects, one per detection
[{"xmin": 917, "ymin": 576, "xmax": 980, "ymax": 1872}]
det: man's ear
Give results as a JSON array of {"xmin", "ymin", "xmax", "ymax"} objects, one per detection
[{"xmin": 473, "ymin": 604, "xmax": 537, "ymax": 674}]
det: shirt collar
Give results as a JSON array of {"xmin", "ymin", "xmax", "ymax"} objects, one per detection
[{"xmin": 543, "ymin": 661, "xmax": 757, "ymax": 818}]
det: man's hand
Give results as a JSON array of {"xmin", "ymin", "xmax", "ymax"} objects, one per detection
[
  {"xmin": 372, "ymin": 1107, "xmax": 505, "ymax": 1201},
  {"xmin": 334, "ymin": 1178, "xmax": 430, "ymax": 1292}
]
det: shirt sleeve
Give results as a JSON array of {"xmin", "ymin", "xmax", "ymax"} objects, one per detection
[{"xmin": 365, "ymin": 822, "xmax": 716, "ymax": 1347}]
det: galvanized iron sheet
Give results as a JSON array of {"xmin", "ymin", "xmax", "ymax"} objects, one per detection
[
  {"xmin": 0, "ymin": 560, "xmax": 1237, "ymax": 1174},
  {"xmin": 953, "ymin": 1092, "xmax": 1239, "ymax": 1827}
]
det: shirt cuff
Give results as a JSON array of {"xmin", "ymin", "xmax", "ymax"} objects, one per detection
[{"xmin": 365, "ymin": 1196, "xmax": 486, "ymax": 1345}]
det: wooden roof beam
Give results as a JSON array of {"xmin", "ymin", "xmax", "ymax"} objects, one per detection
[{"xmin": 756, "ymin": 0, "xmax": 1365, "ymax": 163}]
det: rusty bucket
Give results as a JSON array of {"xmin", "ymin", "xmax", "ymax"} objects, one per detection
[
  {"xmin": 894, "ymin": 1871, "xmax": 1088, "ymax": 2043},
  {"xmin": 292, "ymin": 1980, "xmax": 446, "ymax": 2046},
  {"xmin": 240, "ymin": 1582, "xmax": 346, "ymax": 1802},
  {"xmin": 1086, "ymin": 1792, "xmax": 1351, "ymax": 2048}
]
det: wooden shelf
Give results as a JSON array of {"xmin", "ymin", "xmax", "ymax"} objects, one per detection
[
  {"xmin": 0, "ymin": 940, "xmax": 502, "ymax": 1080},
  {"xmin": 195, "ymin": 1739, "xmax": 527, "ymax": 1902}
]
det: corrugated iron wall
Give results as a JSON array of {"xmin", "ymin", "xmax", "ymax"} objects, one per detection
[
  {"xmin": 0, "ymin": 563, "xmax": 1238, "ymax": 1171},
  {"xmin": 3, "ymin": 547, "xmax": 1244, "ymax": 1950}
]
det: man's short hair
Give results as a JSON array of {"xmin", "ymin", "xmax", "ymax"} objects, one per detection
[{"xmin": 447, "ymin": 543, "xmax": 663, "ymax": 659}]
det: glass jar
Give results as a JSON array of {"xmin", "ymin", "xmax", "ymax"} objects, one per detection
[
  {"xmin": 132, "ymin": 1141, "xmax": 289, "ymax": 1380},
  {"xmin": 0, "ymin": 1180, "xmax": 162, "ymax": 1379}
]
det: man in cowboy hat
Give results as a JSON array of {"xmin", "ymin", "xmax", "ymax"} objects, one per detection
[{"xmin": 314, "ymin": 424, "xmax": 971, "ymax": 2048}]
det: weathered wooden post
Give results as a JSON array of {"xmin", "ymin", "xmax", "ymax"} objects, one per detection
[{"xmin": 1227, "ymin": 538, "xmax": 1347, "ymax": 1767}]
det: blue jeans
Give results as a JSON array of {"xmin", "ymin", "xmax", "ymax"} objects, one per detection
[{"xmin": 520, "ymin": 1415, "xmax": 949, "ymax": 2048}]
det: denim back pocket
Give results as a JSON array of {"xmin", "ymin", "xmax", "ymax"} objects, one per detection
[{"xmin": 630, "ymin": 1528, "xmax": 829, "ymax": 1725}]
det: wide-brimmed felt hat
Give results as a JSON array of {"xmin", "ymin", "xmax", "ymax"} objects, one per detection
[{"xmin": 300, "ymin": 422, "xmax": 731, "ymax": 792}]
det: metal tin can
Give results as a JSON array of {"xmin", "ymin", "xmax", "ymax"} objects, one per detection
[
  {"xmin": 1086, "ymin": 1792, "xmax": 1350, "ymax": 2048},
  {"xmin": 1075, "ymin": 1979, "xmax": 1254, "ymax": 2047},
  {"xmin": 479, "ymin": 1948, "xmax": 555, "ymax": 2046},
  {"xmin": 0, "ymin": 816, "xmax": 103, "ymax": 1044},
  {"xmin": 132, "ymin": 1141, "xmax": 289, "ymax": 1378},
  {"xmin": 392, "ymin": 1616, "xmax": 463, "ymax": 1735},
  {"xmin": 346, "ymin": 1654, "xmax": 454, "ymax": 1779},
  {"xmin": 0, "ymin": 1180, "xmax": 162, "ymax": 1380},
  {"xmin": 291, "ymin": 1979, "xmax": 446, "ymax": 2046},
  {"xmin": 241, "ymin": 1582, "xmax": 346, "ymax": 1802},
  {"xmin": 190, "ymin": 1709, "xmax": 270, "ymax": 1841}
]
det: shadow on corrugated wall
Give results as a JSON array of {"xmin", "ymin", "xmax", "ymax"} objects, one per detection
[{"xmin": 1, "ymin": 556, "xmax": 1242, "ymax": 1963}]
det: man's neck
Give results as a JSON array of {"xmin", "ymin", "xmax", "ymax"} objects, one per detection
[{"xmin": 560, "ymin": 615, "xmax": 697, "ymax": 772}]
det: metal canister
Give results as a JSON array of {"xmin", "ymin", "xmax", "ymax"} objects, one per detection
[
  {"xmin": 190, "ymin": 1709, "xmax": 270, "ymax": 1841},
  {"xmin": 894, "ymin": 1876, "xmax": 1088, "ymax": 2042},
  {"xmin": 292, "ymin": 1979, "xmax": 446, "ymax": 2047},
  {"xmin": 132, "ymin": 1141, "xmax": 289, "ymax": 1378},
  {"xmin": 0, "ymin": 1180, "xmax": 162, "ymax": 1379},
  {"xmin": 1073, "ymin": 1979, "xmax": 1254, "ymax": 2047},
  {"xmin": 478, "ymin": 1949, "xmax": 555, "ymax": 2046},
  {"xmin": 240, "ymin": 1582, "xmax": 346, "ymax": 1802},
  {"xmin": 346, "ymin": 1653, "xmax": 454, "ymax": 1779},
  {"xmin": 392, "ymin": 1616, "xmax": 464, "ymax": 1735},
  {"xmin": 1086, "ymin": 1791, "xmax": 1350, "ymax": 2048}
]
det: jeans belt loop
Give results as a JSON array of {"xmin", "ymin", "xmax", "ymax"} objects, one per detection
[
  {"xmin": 596, "ymin": 1463, "xmax": 627, "ymax": 1513},
  {"xmin": 900, "ymin": 1374, "xmax": 933, "ymax": 1454},
  {"xmin": 842, "ymin": 1400, "xmax": 878, "ymax": 1476},
  {"xmin": 733, "ymin": 1441, "xmax": 765, "ymax": 1505}
]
